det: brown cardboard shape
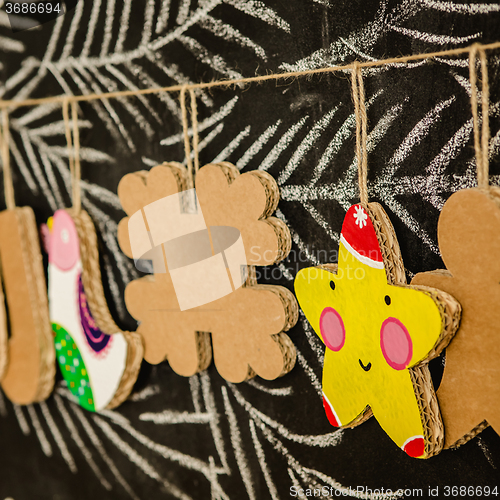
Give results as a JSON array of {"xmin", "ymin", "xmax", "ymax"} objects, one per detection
[
  {"xmin": 412, "ymin": 187, "xmax": 500, "ymax": 448},
  {"xmin": 118, "ymin": 162, "xmax": 298, "ymax": 382},
  {"xmin": 0, "ymin": 207, "xmax": 55, "ymax": 404}
]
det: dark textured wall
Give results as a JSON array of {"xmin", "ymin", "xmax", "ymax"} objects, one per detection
[{"xmin": 0, "ymin": 1, "xmax": 499, "ymax": 499}]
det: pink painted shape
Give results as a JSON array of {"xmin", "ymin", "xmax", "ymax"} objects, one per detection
[
  {"xmin": 49, "ymin": 210, "xmax": 80, "ymax": 271},
  {"xmin": 319, "ymin": 307, "xmax": 345, "ymax": 352},
  {"xmin": 380, "ymin": 317, "xmax": 413, "ymax": 370}
]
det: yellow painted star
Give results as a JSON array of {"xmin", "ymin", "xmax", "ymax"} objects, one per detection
[{"xmin": 295, "ymin": 203, "xmax": 460, "ymax": 458}]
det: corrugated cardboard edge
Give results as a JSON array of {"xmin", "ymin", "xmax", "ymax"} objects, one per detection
[
  {"xmin": 408, "ymin": 364, "xmax": 443, "ymax": 458},
  {"xmin": 251, "ymin": 170, "xmax": 292, "ymax": 262},
  {"xmin": 366, "ymin": 202, "xmax": 406, "ymax": 285},
  {"xmin": 106, "ymin": 329, "xmax": 144, "ymax": 410},
  {"xmin": 20, "ymin": 207, "xmax": 56, "ymax": 402},
  {"xmin": 448, "ymin": 420, "xmax": 489, "ymax": 449},
  {"xmin": 70, "ymin": 208, "xmax": 122, "ymax": 334},
  {"xmin": 198, "ymin": 162, "xmax": 292, "ymax": 265},
  {"xmin": 346, "ymin": 406, "xmax": 374, "ymax": 429},
  {"xmin": 165, "ymin": 161, "xmax": 189, "ymax": 192},
  {"xmin": 192, "ymin": 330, "xmax": 213, "ymax": 373},
  {"xmin": 366, "ymin": 202, "xmax": 461, "ymax": 458},
  {"xmin": 409, "ymin": 285, "xmax": 461, "ymax": 360},
  {"xmin": 0, "ymin": 266, "xmax": 8, "ymax": 381},
  {"xmin": 212, "ymin": 164, "xmax": 297, "ymax": 381},
  {"xmin": 67, "ymin": 208, "xmax": 144, "ymax": 409},
  {"xmin": 254, "ymin": 284, "xmax": 298, "ymax": 378}
]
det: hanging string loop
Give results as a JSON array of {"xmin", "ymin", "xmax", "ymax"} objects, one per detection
[
  {"xmin": 62, "ymin": 97, "xmax": 82, "ymax": 213},
  {"xmin": 0, "ymin": 110, "xmax": 15, "ymax": 210},
  {"xmin": 351, "ymin": 62, "xmax": 369, "ymax": 206},
  {"xmin": 179, "ymin": 86, "xmax": 200, "ymax": 190},
  {"xmin": 469, "ymin": 43, "xmax": 490, "ymax": 189}
]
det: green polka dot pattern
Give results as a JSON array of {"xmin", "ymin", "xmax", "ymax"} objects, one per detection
[{"xmin": 53, "ymin": 323, "xmax": 96, "ymax": 412}]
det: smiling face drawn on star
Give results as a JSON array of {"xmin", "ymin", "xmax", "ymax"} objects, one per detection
[
  {"xmin": 313, "ymin": 254, "xmax": 424, "ymax": 384},
  {"xmin": 295, "ymin": 206, "xmax": 443, "ymax": 383}
]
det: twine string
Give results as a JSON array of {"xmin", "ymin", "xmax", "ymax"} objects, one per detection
[
  {"xmin": 480, "ymin": 49, "xmax": 490, "ymax": 186},
  {"xmin": 0, "ymin": 40, "xmax": 496, "ymax": 206},
  {"xmin": 470, "ymin": 44, "xmax": 491, "ymax": 188},
  {"xmin": 180, "ymin": 85, "xmax": 200, "ymax": 189},
  {"xmin": 62, "ymin": 97, "xmax": 75, "ymax": 196},
  {"xmin": 0, "ymin": 110, "xmax": 15, "ymax": 209},
  {"xmin": 180, "ymin": 85, "xmax": 194, "ymax": 189},
  {"xmin": 1, "ymin": 42, "xmax": 499, "ymax": 110},
  {"xmin": 189, "ymin": 88, "xmax": 200, "ymax": 178},
  {"xmin": 351, "ymin": 62, "xmax": 369, "ymax": 206},
  {"xmin": 62, "ymin": 97, "xmax": 82, "ymax": 212},
  {"xmin": 72, "ymin": 101, "xmax": 81, "ymax": 213}
]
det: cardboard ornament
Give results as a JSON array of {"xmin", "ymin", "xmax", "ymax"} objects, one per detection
[
  {"xmin": 0, "ymin": 207, "xmax": 55, "ymax": 404},
  {"xmin": 412, "ymin": 187, "xmax": 500, "ymax": 448},
  {"xmin": 295, "ymin": 203, "xmax": 461, "ymax": 458},
  {"xmin": 44, "ymin": 209, "xmax": 143, "ymax": 411},
  {"xmin": 117, "ymin": 162, "xmax": 298, "ymax": 382}
]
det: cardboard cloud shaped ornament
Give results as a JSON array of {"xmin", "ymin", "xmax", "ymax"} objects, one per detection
[
  {"xmin": 295, "ymin": 203, "xmax": 461, "ymax": 458},
  {"xmin": 46, "ymin": 210, "xmax": 143, "ymax": 411},
  {"xmin": 118, "ymin": 162, "xmax": 298, "ymax": 382}
]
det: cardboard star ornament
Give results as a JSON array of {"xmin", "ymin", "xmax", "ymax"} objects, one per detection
[
  {"xmin": 295, "ymin": 203, "xmax": 461, "ymax": 458},
  {"xmin": 118, "ymin": 162, "xmax": 298, "ymax": 382},
  {"xmin": 412, "ymin": 187, "xmax": 500, "ymax": 448}
]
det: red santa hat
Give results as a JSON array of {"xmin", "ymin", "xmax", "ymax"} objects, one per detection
[{"xmin": 339, "ymin": 204, "xmax": 384, "ymax": 269}]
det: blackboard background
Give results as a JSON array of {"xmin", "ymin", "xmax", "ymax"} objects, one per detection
[{"xmin": 0, "ymin": 1, "xmax": 500, "ymax": 498}]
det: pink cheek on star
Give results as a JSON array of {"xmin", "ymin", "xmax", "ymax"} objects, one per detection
[
  {"xmin": 49, "ymin": 210, "xmax": 80, "ymax": 271},
  {"xmin": 380, "ymin": 317, "xmax": 413, "ymax": 370},
  {"xmin": 319, "ymin": 307, "xmax": 345, "ymax": 351}
]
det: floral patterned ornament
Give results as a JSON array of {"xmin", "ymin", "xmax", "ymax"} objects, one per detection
[
  {"xmin": 412, "ymin": 188, "xmax": 500, "ymax": 448},
  {"xmin": 117, "ymin": 162, "xmax": 298, "ymax": 382},
  {"xmin": 295, "ymin": 203, "xmax": 461, "ymax": 458},
  {"xmin": 44, "ymin": 209, "xmax": 143, "ymax": 411}
]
